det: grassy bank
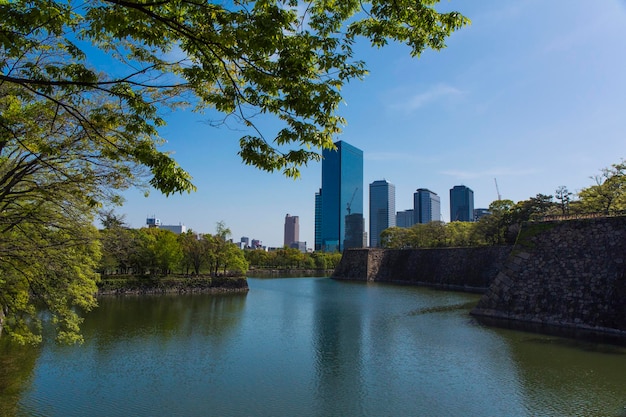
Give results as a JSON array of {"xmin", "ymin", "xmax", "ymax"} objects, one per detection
[{"xmin": 97, "ymin": 275, "xmax": 248, "ymax": 295}]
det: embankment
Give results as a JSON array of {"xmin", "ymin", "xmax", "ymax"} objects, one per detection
[
  {"xmin": 333, "ymin": 246, "xmax": 513, "ymax": 292},
  {"xmin": 471, "ymin": 217, "xmax": 626, "ymax": 340}
]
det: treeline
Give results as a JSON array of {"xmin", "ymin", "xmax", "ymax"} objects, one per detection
[
  {"xmin": 99, "ymin": 214, "xmax": 342, "ymax": 276},
  {"xmin": 381, "ymin": 160, "xmax": 626, "ymax": 249},
  {"xmin": 99, "ymin": 217, "xmax": 248, "ymax": 277},
  {"xmin": 245, "ymin": 247, "xmax": 342, "ymax": 270}
]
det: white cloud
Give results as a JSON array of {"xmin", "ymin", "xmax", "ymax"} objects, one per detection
[{"xmin": 386, "ymin": 83, "xmax": 465, "ymax": 113}]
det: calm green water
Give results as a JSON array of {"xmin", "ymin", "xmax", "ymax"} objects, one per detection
[{"xmin": 1, "ymin": 277, "xmax": 626, "ymax": 417}]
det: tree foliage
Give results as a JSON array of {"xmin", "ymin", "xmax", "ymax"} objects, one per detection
[
  {"xmin": 381, "ymin": 221, "xmax": 484, "ymax": 248},
  {"xmin": 1, "ymin": 0, "xmax": 469, "ymax": 178},
  {"xmin": 98, "ymin": 222, "xmax": 248, "ymax": 277},
  {"xmin": 244, "ymin": 247, "xmax": 341, "ymax": 270},
  {"xmin": 577, "ymin": 161, "xmax": 626, "ymax": 214}
]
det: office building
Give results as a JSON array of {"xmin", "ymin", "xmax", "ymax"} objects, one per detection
[
  {"xmin": 160, "ymin": 224, "xmax": 187, "ymax": 234},
  {"xmin": 146, "ymin": 216, "xmax": 187, "ymax": 234},
  {"xmin": 314, "ymin": 189, "xmax": 322, "ymax": 251},
  {"xmin": 413, "ymin": 188, "xmax": 441, "ymax": 224},
  {"xmin": 289, "ymin": 241, "xmax": 307, "ymax": 253},
  {"xmin": 450, "ymin": 185, "xmax": 475, "ymax": 222},
  {"xmin": 318, "ymin": 140, "xmax": 364, "ymax": 252},
  {"xmin": 474, "ymin": 208, "xmax": 491, "ymax": 221},
  {"xmin": 369, "ymin": 180, "xmax": 396, "ymax": 247},
  {"xmin": 396, "ymin": 209, "xmax": 415, "ymax": 228},
  {"xmin": 284, "ymin": 214, "xmax": 299, "ymax": 247}
]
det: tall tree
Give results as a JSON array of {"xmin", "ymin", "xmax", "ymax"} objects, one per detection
[
  {"xmin": 554, "ymin": 186, "xmax": 573, "ymax": 216},
  {"xmin": 473, "ymin": 199, "xmax": 515, "ymax": 245},
  {"xmin": 578, "ymin": 162, "xmax": 626, "ymax": 214},
  {"xmin": 1, "ymin": 0, "xmax": 469, "ymax": 178},
  {"xmin": 143, "ymin": 228, "xmax": 183, "ymax": 275},
  {"xmin": 0, "ymin": 189, "xmax": 100, "ymax": 344},
  {"xmin": 179, "ymin": 231, "xmax": 210, "ymax": 275}
]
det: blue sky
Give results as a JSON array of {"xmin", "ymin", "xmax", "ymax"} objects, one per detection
[{"xmin": 118, "ymin": 0, "xmax": 626, "ymax": 248}]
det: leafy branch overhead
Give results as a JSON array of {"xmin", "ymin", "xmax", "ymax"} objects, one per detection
[{"xmin": 1, "ymin": 0, "xmax": 469, "ymax": 185}]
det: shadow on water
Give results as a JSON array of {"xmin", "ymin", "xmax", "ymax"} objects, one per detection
[
  {"xmin": 0, "ymin": 338, "xmax": 41, "ymax": 416},
  {"xmin": 407, "ymin": 300, "xmax": 478, "ymax": 316},
  {"xmin": 82, "ymin": 292, "xmax": 248, "ymax": 345},
  {"xmin": 471, "ymin": 315, "xmax": 626, "ymax": 417},
  {"xmin": 473, "ymin": 315, "xmax": 626, "ymax": 348},
  {"xmin": 522, "ymin": 335, "xmax": 626, "ymax": 355}
]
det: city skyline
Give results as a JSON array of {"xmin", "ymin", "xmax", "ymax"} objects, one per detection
[{"xmin": 115, "ymin": 1, "xmax": 626, "ymax": 247}]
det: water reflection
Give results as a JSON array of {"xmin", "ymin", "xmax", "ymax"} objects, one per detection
[
  {"xmin": 83, "ymin": 292, "xmax": 247, "ymax": 343},
  {"xmin": 1, "ymin": 278, "xmax": 625, "ymax": 417},
  {"xmin": 312, "ymin": 280, "xmax": 367, "ymax": 417},
  {"xmin": 0, "ymin": 338, "xmax": 40, "ymax": 416},
  {"xmin": 500, "ymin": 330, "xmax": 626, "ymax": 416}
]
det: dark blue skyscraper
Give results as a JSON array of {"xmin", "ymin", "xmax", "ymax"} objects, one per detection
[
  {"xmin": 413, "ymin": 188, "xmax": 441, "ymax": 224},
  {"xmin": 450, "ymin": 185, "xmax": 475, "ymax": 222},
  {"xmin": 317, "ymin": 140, "xmax": 363, "ymax": 252},
  {"xmin": 314, "ymin": 189, "xmax": 323, "ymax": 251},
  {"xmin": 369, "ymin": 179, "xmax": 396, "ymax": 247}
]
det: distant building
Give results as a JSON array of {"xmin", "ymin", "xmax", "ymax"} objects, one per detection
[
  {"xmin": 241, "ymin": 236, "xmax": 250, "ymax": 247},
  {"xmin": 284, "ymin": 214, "xmax": 299, "ymax": 247},
  {"xmin": 474, "ymin": 208, "xmax": 491, "ymax": 221},
  {"xmin": 369, "ymin": 179, "xmax": 396, "ymax": 247},
  {"xmin": 160, "ymin": 224, "xmax": 187, "ymax": 234},
  {"xmin": 146, "ymin": 216, "xmax": 186, "ymax": 234},
  {"xmin": 396, "ymin": 209, "xmax": 415, "ymax": 228},
  {"xmin": 146, "ymin": 216, "xmax": 161, "ymax": 227},
  {"xmin": 413, "ymin": 189, "xmax": 441, "ymax": 224},
  {"xmin": 289, "ymin": 241, "xmax": 307, "ymax": 253},
  {"xmin": 318, "ymin": 140, "xmax": 364, "ymax": 252},
  {"xmin": 450, "ymin": 185, "xmax": 475, "ymax": 222},
  {"xmin": 344, "ymin": 213, "xmax": 365, "ymax": 250},
  {"xmin": 251, "ymin": 239, "xmax": 263, "ymax": 249}
]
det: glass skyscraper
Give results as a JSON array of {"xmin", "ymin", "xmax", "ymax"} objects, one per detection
[
  {"xmin": 314, "ymin": 189, "xmax": 322, "ymax": 251},
  {"xmin": 369, "ymin": 179, "xmax": 396, "ymax": 247},
  {"xmin": 413, "ymin": 188, "xmax": 441, "ymax": 224},
  {"xmin": 449, "ymin": 185, "xmax": 475, "ymax": 222},
  {"xmin": 317, "ymin": 140, "xmax": 363, "ymax": 252},
  {"xmin": 396, "ymin": 209, "xmax": 414, "ymax": 228}
]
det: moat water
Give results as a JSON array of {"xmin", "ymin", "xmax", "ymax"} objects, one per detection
[{"xmin": 1, "ymin": 277, "xmax": 625, "ymax": 416}]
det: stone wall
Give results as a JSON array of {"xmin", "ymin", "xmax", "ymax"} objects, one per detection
[
  {"xmin": 333, "ymin": 246, "xmax": 513, "ymax": 292},
  {"xmin": 471, "ymin": 217, "xmax": 626, "ymax": 339}
]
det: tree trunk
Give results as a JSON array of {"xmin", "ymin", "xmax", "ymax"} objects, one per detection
[{"xmin": 0, "ymin": 305, "xmax": 4, "ymax": 339}]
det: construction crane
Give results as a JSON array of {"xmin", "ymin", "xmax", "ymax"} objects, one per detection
[
  {"xmin": 494, "ymin": 178, "xmax": 502, "ymax": 201},
  {"xmin": 346, "ymin": 187, "xmax": 358, "ymax": 215}
]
